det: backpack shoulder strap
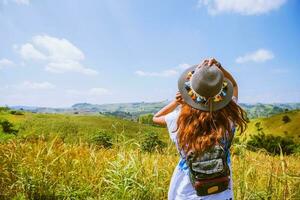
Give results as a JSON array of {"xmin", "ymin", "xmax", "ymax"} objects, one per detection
[{"xmin": 224, "ymin": 126, "xmax": 236, "ymax": 153}]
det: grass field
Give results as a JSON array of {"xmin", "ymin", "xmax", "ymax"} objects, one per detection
[
  {"xmin": 0, "ymin": 110, "xmax": 300, "ymax": 199},
  {"xmin": 0, "ymin": 111, "xmax": 168, "ymax": 143}
]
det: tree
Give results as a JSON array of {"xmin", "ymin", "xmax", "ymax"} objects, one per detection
[{"xmin": 282, "ymin": 115, "xmax": 291, "ymax": 124}]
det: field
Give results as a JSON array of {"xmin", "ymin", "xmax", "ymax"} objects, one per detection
[{"xmin": 0, "ymin": 110, "xmax": 300, "ymax": 199}]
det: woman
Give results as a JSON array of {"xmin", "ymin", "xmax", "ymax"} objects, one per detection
[{"xmin": 153, "ymin": 58, "xmax": 247, "ymax": 200}]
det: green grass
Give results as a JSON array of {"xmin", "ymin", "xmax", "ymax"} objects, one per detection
[{"xmin": 0, "ymin": 112, "xmax": 168, "ymax": 144}]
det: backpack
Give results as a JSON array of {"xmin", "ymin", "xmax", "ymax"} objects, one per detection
[{"xmin": 186, "ymin": 132, "xmax": 233, "ymax": 196}]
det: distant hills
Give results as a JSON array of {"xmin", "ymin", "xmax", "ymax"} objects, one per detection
[
  {"xmin": 72, "ymin": 101, "xmax": 168, "ymax": 115},
  {"xmin": 9, "ymin": 101, "xmax": 300, "ymax": 119},
  {"xmin": 239, "ymin": 103, "xmax": 300, "ymax": 118}
]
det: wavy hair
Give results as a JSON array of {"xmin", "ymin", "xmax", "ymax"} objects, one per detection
[{"xmin": 176, "ymin": 100, "xmax": 247, "ymax": 155}]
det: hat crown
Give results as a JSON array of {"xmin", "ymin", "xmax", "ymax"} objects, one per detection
[{"xmin": 191, "ymin": 65, "xmax": 224, "ymax": 98}]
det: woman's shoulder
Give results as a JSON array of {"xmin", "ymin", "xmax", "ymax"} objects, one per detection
[
  {"xmin": 165, "ymin": 106, "xmax": 181, "ymax": 128},
  {"xmin": 165, "ymin": 106, "xmax": 181, "ymax": 143}
]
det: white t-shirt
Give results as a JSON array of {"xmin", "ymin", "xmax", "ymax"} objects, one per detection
[{"xmin": 165, "ymin": 99, "xmax": 237, "ymax": 200}]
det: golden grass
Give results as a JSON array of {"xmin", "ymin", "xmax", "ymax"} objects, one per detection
[{"xmin": 0, "ymin": 137, "xmax": 299, "ymax": 200}]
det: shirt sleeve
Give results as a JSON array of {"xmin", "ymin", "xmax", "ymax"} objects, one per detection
[{"xmin": 165, "ymin": 107, "xmax": 180, "ymax": 143}]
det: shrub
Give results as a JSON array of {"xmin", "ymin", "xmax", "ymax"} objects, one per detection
[
  {"xmin": 292, "ymin": 145, "xmax": 300, "ymax": 155},
  {"xmin": 282, "ymin": 115, "xmax": 291, "ymax": 124},
  {"xmin": 138, "ymin": 114, "xmax": 154, "ymax": 125},
  {"xmin": 10, "ymin": 110, "xmax": 24, "ymax": 115},
  {"xmin": 247, "ymin": 132, "xmax": 296, "ymax": 155},
  {"xmin": 0, "ymin": 119, "xmax": 18, "ymax": 135},
  {"xmin": 232, "ymin": 136, "xmax": 241, "ymax": 145},
  {"xmin": 141, "ymin": 132, "xmax": 166, "ymax": 153},
  {"xmin": 91, "ymin": 130, "xmax": 113, "ymax": 149},
  {"xmin": 255, "ymin": 122, "xmax": 263, "ymax": 131},
  {"xmin": 0, "ymin": 106, "xmax": 10, "ymax": 112}
]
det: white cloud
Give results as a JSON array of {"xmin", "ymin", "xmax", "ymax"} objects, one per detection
[
  {"xmin": 19, "ymin": 43, "xmax": 47, "ymax": 60},
  {"xmin": 67, "ymin": 87, "xmax": 111, "ymax": 96},
  {"xmin": 45, "ymin": 60, "xmax": 98, "ymax": 75},
  {"xmin": 198, "ymin": 0, "xmax": 287, "ymax": 15},
  {"xmin": 18, "ymin": 81, "xmax": 56, "ymax": 90},
  {"xmin": 177, "ymin": 63, "xmax": 192, "ymax": 70},
  {"xmin": 0, "ymin": 58, "xmax": 14, "ymax": 68},
  {"xmin": 32, "ymin": 35, "xmax": 85, "ymax": 61},
  {"xmin": 135, "ymin": 63, "xmax": 193, "ymax": 78},
  {"xmin": 135, "ymin": 69, "xmax": 178, "ymax": 77},
  {"xmin": 236, "ymin": 49, "xmax": 274, "ymax": 63},
  {"xmin": 17, "ymin": 35, "xmax": 98, "ymax": 75}
]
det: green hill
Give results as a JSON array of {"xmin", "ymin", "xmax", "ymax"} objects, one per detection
[
  {"xmin": 1, "ymin": 108, "xmax": 300, "ymax": 144},
  {"xmin": 244, "ymin": 110, "xmax": 300, "ymax": 143},
  {"xmin": 0, "ymin": 110, "xmax": 168, "ymax": 144}
]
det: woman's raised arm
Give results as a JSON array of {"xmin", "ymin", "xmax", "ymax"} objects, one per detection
[
  {"xmin": 219, "ymin": 66, "xmax": 238, "ymax": 100},
  {"xmin": 152, "ymin": 92, "xmax": 182, "ymax": 126},
  {"xmin": 207, "ymin": 58, "xmax": 238, "ymax": 100}
]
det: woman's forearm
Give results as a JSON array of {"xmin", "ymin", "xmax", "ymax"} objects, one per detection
[
  {"xmin": 218, "ymin": 65, "xmax": 238, "ymax": 98},
  {"xmin": 219, "ymin": 66, "xmax": 237, "ymax": 87},
  {"xmin": 154, "ymin": 100, "xmax": 179, "ymax": 118},
  {"xmin": 153, "ymin": 92, "xmax": 182, "ymax": 126}
]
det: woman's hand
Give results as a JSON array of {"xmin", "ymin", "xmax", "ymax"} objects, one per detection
[
  {"xmin": 175, "ymin": 91, "xmax": 184, "ymax": 105},
  {"xmin": 205, "ymin": 58, "xmax": 239, "ymax": 99},
  {"xmin": 207, "ymin": 58, "xmax": 222, "ymax": 68},
  {"xmin": 197, "ymin": 59, "xmax": 209, "ymax": 69},
  {"xmin": 153, "ymin": 92, "xmax": 182, "ymax": 126},
  {"xmin": 197, "ymin": 58, "xmax": 221, "ymax": 69}
]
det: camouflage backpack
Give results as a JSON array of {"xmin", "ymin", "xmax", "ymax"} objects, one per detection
[{"xmin": 186, "ymin": 132, "xmax": 233, "ymax": 196}]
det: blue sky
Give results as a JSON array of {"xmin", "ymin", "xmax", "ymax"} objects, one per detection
[{"xmin": 0, "ymin": 0, "xmax": 299, "ymax": 107}]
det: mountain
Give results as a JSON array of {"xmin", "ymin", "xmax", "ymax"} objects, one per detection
[
  {"xmin": 72, "ymin": 101, "xmax": 168, "ymax": 114},
  {"xmin": 239, "ymin": 103, "xmax": 300, "ymax": 118},
  {"xmin": 9, "ymin": 102, "xmax": 300, "ymax": 119}
]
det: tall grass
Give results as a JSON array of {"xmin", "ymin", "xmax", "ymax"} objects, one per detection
[
  {"xmin": 232, "ymin": 144, "xmax": 300, "ymax": 199},
  {"xmin": 0, "ymin": 136, "xmax": 299, "ymax": 200}
]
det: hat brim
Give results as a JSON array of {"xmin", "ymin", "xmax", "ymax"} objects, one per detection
[{"xmin": 178, "ymin": 65, "xmax": 234, "ymax": 111}]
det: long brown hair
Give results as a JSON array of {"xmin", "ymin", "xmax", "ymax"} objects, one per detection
[{"xmin": 176, "ymin": 100, "xmax": 247, "ymax": 155}]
